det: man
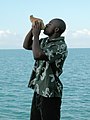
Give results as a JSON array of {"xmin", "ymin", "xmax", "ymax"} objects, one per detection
[{"xmin": 23, "ymin": 18, "xmax": 68, "ymax": 120}]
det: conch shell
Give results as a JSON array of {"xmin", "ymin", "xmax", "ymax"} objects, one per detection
[{"xmin": 30, "ymin": 15, "xmax": 45, "ymax": 30}]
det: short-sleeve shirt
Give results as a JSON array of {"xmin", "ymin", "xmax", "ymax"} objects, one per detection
[{"xmin": 28, "ymin": 37, "xmax": 68, "ymax": 98}]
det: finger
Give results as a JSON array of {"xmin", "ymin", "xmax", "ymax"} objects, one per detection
[
  {"xmin": 32, "ymin": 24, "xmax": 34, "ymax": 29},
  {"xmin": 37, "ymin": 21, "xmax": 41, "ymax": 29},
  {"xmin": 34, "ymin": 21, "xmax": 38, "ymax": 25},
  {"xmin": 33, "ymin": 21, "xmax": 41, "ymax": 30}
]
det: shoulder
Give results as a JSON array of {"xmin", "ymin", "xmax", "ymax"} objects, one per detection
[{"xmin": 39, "ymin": 37, "xmax": 48, "ymax": 43}]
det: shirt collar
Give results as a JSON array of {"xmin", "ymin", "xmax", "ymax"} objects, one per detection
[{"xmin": 46, "ymin": 36, "xmax": 64, "ymax": 43}]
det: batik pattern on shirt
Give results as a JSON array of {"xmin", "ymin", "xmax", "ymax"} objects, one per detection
[{"xmin": 28, "ymin": 37, "xmax": 68, "ymax": 98}]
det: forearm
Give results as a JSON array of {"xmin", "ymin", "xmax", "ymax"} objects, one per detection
[
  {"xmin": 23, "ymin": 29, "xmax": 33, "ymax": 50},
  {"xmin": 32, "ymin": 21, "xmax": 48, "ymax": 60},
  {"xmin": 32, "ymin": 35, "xmax": 42, "ymax": 58}
]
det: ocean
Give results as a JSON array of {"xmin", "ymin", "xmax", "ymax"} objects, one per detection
[{"xmin": 0, "ymin": 49, "xmax": 90, "ymax": 120}]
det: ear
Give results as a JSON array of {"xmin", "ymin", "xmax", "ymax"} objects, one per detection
[{"xmin": 54, "ymin": 27, "xmax": 60, "ymax": 33}]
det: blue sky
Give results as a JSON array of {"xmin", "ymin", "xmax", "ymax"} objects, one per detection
[{"xmin": 0, "ymin": 0, "xmax": 90, "ymax": 49}]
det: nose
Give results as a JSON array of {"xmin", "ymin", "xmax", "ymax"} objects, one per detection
[{"xmin": 46, "ymin": 24, "xmax": 48, "ymax": 27}]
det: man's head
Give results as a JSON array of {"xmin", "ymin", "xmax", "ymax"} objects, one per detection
[{"xmin": 44, "ymin": 18, "xmax": 66, "ymax": 38}]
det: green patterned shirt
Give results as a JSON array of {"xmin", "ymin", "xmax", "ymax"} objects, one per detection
[{"xmin": 28, "ymin": 37, "xmax": 68, "ymax": 98}]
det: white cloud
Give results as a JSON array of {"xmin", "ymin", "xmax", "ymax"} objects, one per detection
[
  {"xmin": 66, "ymin": 29, "xmax": 90, "ymax": 48},
  {"xmin": 0, "ymin": 30, "xmax": 17, "ymax": 37},
  {"xmin": 72, "ymin": 29, "xmax": 90, "ymax": 37},
  {"xmin": 0, "ymin": 30, "xmax": 23, "ymax": 49},
  {"xmin": 0, "ymin": 29, "xmax": 90, "ymax": 49}
]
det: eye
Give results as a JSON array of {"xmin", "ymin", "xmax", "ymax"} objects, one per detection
[
  {"xmin": 46, "ymin": 23, "xmax": 51, "ymax": 27},
  {"xmin": 49, "ymin": 22, "xmax": 52, "ymax": 25},
  {"xmin": 47, "ymin": 23, "xmax": 51, "ymax": 26}
]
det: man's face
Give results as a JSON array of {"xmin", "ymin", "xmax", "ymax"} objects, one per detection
[{"xmin": 44, "ymin": 20, "xmax": 56, "ymax": 36}]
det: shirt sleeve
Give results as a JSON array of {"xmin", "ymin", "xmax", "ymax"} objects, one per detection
[{"xmin": 44, "ymin": 42, "xmax": 67, "ymax": 63}]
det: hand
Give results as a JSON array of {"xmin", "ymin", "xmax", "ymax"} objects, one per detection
[
  {"xmin": 32, "ymin": 21, "xmax": 41, "ymax": 37},
  {"xmin": 29, "ymin": 28, "xmax": 33, "ymax": 37}
]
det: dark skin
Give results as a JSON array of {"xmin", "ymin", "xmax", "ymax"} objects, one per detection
[{"xmin": 23, "ymin": 19, "xmax": 65, "ymax": 60}]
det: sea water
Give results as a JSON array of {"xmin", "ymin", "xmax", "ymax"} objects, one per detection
[{"xmin": 0, "ymin": 49, "xmax": 90, "ymax": 120}]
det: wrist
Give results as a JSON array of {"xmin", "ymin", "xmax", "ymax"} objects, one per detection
[{"xmin": 34, "ymin": 35, "xmax": 39, "ymax": 39}]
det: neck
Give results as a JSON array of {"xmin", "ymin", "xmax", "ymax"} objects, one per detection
[{"xmin": 49, "ymin": 33, "xmax": 61, "ymax": 41}]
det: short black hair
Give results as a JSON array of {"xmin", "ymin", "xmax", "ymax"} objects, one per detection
[{"xmin": 54, "ymin": 18, "xmax": 66, "ymax": 34}]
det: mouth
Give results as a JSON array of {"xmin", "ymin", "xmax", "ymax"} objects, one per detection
[
  {"xmin": 43, "ymin": 25, "xmax": 46, "ymax": 30},
  {"xmin": 43, "ymin": 27, "xmax": 46, "ymax": 33}
]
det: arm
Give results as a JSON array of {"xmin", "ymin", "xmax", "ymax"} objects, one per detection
[
  {"xmin": 23, "ymin": 29, "xmax": 33, "ymax": 50},
  {"xmin": 32, "ymin": 22, "xmax": 48, "ymax": 60}
]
